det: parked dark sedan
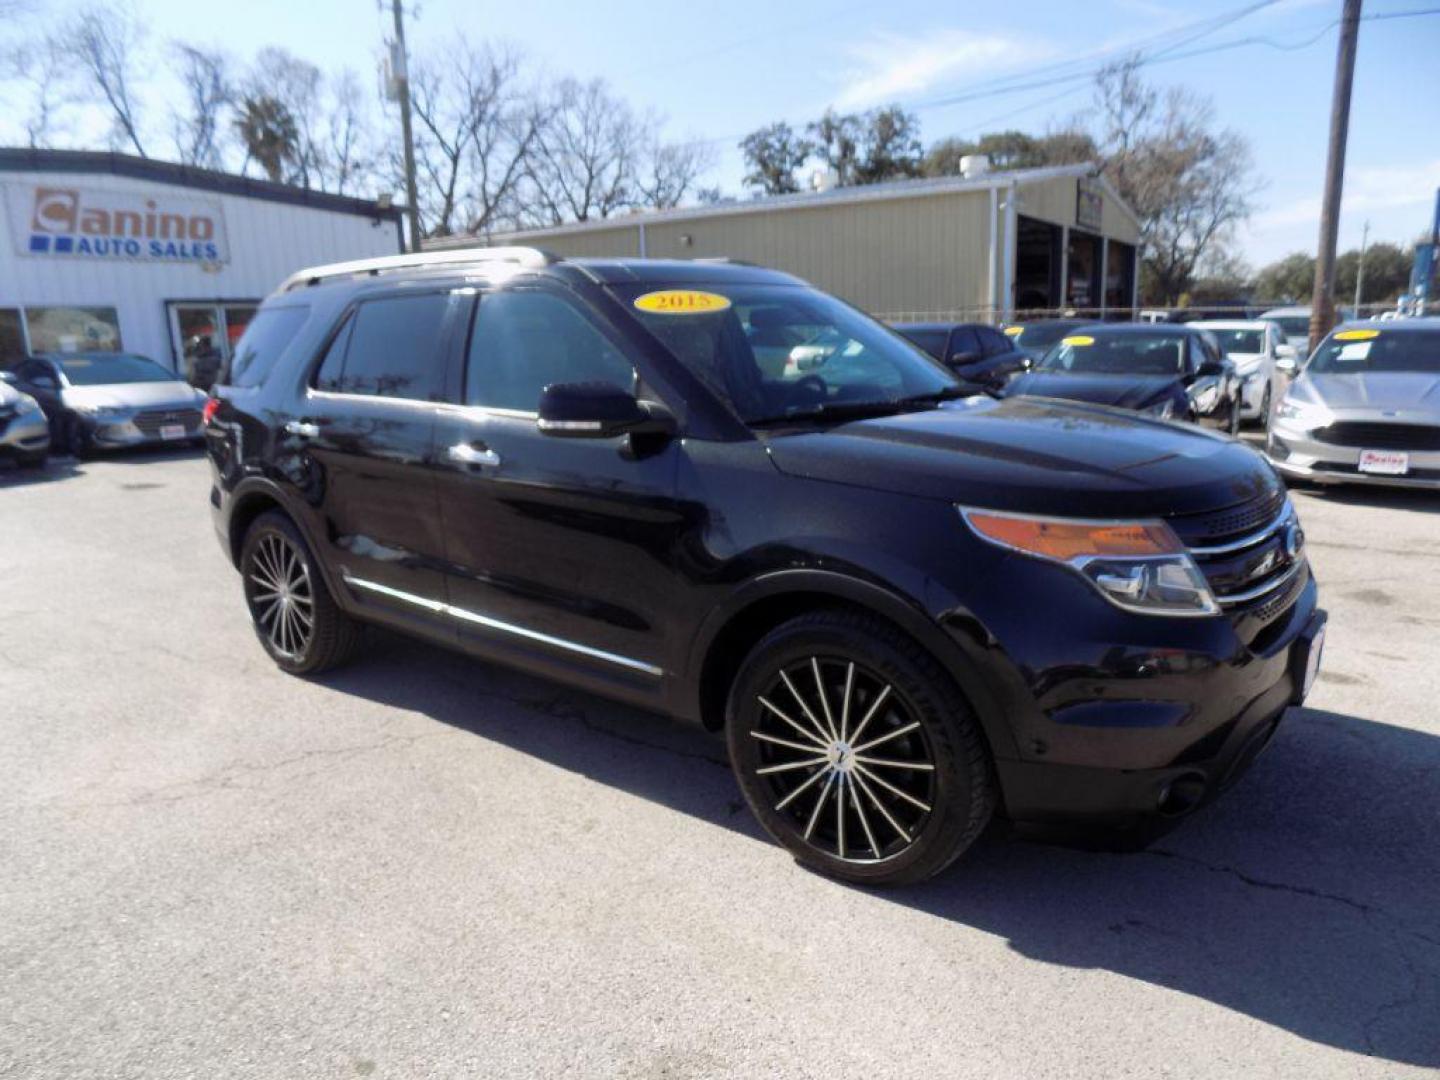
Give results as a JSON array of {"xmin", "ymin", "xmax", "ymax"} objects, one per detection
[
  {"xmin": 892, "ymin": 321, "xmax": 1030, "ymax": 391},
  {"xmin": 1006, "ymin": 323, "xmax": 1243, "ymax": 432},
  {"xmin": 6, "ymin": 352, "xmax": 207, "ymax": 457},
  {"xmin": 1001, "ymin": 318, "xmax": 1093, "ymax": 362}
]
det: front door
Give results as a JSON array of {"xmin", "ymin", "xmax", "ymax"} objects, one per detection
[
  {"xmin": 168, "ymin": 302, "xmax": 260, "ymax": 389},
  {"xmin": 432, "ymin": 286, "xmax": 684, "ymax": 688},
  {"xmin": 297, "ymin": 288, "xmax": 466, "ymax": 626}
]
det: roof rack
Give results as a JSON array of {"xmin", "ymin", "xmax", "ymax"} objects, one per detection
[{"xmin": 280, "ymin": 246, "xmax": 561, "ymax": 291}]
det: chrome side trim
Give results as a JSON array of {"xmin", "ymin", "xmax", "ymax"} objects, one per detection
[
  {"xmin": 1186, "ymin": 499, "xmax": 1295, "ymax": 556},
  {"xmin": 342, "ymin": 574, "xmax": 663, "ymax": 678},
  {"xmin": 1216, "ymin": 559, "xmax": 1306, "ymax": 607}
]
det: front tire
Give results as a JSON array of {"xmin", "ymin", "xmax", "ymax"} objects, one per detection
[
  {"xmin": 240, "ymin": 511, "xmax": 360, "ymax": 675},
  {"xmin": 726, "ymin": 609, "xmax": 996, "ymax": 886},
  {"xmin": 65, "ymin": 415, "xmax": 94, "ymax": 459}
]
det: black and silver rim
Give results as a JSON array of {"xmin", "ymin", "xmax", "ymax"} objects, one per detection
[
  {"xmin": 750, "ymin": 656, "xmax": 936, "ymax": 864},
  {"xmin": 246, "ymin": 533, "xmax": 314, "ymax": 660}
]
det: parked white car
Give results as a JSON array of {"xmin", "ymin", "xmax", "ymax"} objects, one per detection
[
  {"xmin": 1190, "ymin": 319, "xmax": 1297, "ymax": 423},
  {"xmin": 1259, "ymin": 306, "xmax": 1312, "ymax": 353}
]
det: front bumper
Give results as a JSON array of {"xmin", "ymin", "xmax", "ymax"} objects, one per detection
[
  {"xmin": 78, "ymin": 413, "xmax": 203, "ymax": 449},
  {"xmin": 0, "ymin": 410, "xmax": 51, "ymax": 458},
  {"xmin": 1267, "ymin": 423, "xmax": 1440, "ymax": 488}
]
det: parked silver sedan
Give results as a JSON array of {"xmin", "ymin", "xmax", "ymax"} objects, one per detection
[
  {"xmin": 0, "ymin": 373, "xmax": 51, "ymax": 467},
  {"xmin": 1267, "ymin": 319, "xmax": 1440, "ymax": 489},
  {"xmin": 5, "ymin": 352, "xmax": 206, "ymax": 458}
]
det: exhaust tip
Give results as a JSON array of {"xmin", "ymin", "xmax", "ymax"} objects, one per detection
[{"xmin": 1157, "ymin": 771, "xmax": 1208, "ymax": 816}]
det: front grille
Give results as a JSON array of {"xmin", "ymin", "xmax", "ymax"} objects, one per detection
[
  {"xmin": 1315, "ymin": 421, "xmax": 1440, "ymax": 451},
  {"xmin": 1169, "ymin": 489, "xmax": 1302, "ymax": 625},
  {"xmin": 133, "ymin": 408, "xmax": 201, "ymax": 435}
]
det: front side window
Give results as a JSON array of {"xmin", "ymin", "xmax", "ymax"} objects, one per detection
[
  {"xmin": 1038, "ymin": 332, "xmax": 1187, "ymax": 376},
  {"xmin": 228, "ymin": 305, "xmax": 309, "ymax": 388},
  {"xmin": 1308, "ymin": 330, "xmax": 1440, "ymax": 375},
  {"xmin": 977, "ymin": 327, "xmax": 1013, "ymax": 356},
  {"xmin": 618, "ymin": 282, "xmax": 955, "ymax": 425},
  {"xmin": 317, "ymin": 293, "xmax": 450, "ymax": 400},
  {"xmin": 57, "ymin": 354, "xmax": 176, "ymax": 386},
  {"xmin": 466, "ymin": 290, "xmax": 634, "ymax": 412}
]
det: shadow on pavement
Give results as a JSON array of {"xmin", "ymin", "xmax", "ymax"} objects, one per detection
[
  {"xmin": 0, "ymin": 444, "xmax": 205, "ymax": 488},
  {"xmin": 1293, "ymin": 483, "xmax": 1440, "ymax": 515},
  {"xmin": 317, "ymin": 632, "xmax": 1440, "ymax": 1068}
]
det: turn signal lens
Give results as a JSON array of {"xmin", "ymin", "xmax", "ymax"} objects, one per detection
[
  {"xmin": 202, "ymin": 397, "xmax": 221, "ymax": 425},
  {"xmin": 962, "ymin": 512, "xmax": 1182, "ymax": 560}
]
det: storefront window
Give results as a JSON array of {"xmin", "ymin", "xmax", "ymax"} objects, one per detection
[
  {"xmin": 1105, "ymin": 241, "xmax": 1137, "ymax": 313},
  {"xmin": 24, "ymin": 306, "xmax": 123, "ymax": 353},
  {"xmin": 1066, "ymin": 232, "xmax": 1101, "ymax": 313},
  {"xmin": 0, "ymin": 309, "xmax": 25, "ymax": 366}
]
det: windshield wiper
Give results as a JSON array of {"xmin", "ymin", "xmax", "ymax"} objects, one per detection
[{"xmin": 748, "ymin": 386, "xmax": 980, "ymax": 427}]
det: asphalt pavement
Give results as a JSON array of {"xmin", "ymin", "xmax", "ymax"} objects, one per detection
[{"xmin": 1, "ymin": 446, "xmax": 1437, "ymax": 1079}]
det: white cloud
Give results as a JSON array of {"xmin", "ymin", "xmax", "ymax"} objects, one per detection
[
  {"xmin": 1254, "ymin": 159, "xmax": 1440, "ymax": 229},
  {"xmin": 832, "ymin": 29, "xmax": 1045, "ymax": 110}
]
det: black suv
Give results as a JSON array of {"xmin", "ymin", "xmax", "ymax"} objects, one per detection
[{"xmin": 207, "ymin": 249, "xmax": 1325, "ymax": 885}]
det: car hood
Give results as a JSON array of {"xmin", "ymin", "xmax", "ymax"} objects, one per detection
[
  {"xmin": 1005, "ymin": 371, "xmax": 1180, "ymax": 410},
  {"xmin": 0, "ymin": 382, "xmax": 33, "ymax": 409},
  {"xmin": 61, "ymin": 381, "xmax": 200, "ymax": 410},
  {"xmin": 1305, "ymin": 371, "xmax": 1440, "ymax": 417},
  {"xmin": 764, "ymin": 396, "xmax": 1276, "ymax": 518}
]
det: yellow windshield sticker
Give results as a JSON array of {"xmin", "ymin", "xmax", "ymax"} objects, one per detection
[
  {"xmin": 1061, "ymin": 335, "xmax": 1094, "ymax": 346},
  {"xmin": 1003, "ymin": 325, "xmax": 1023, "ymax": 336},
  {"xmin": 633, "ymin": 289, "xmax": 731, "ymax": 315},
  {"xmin": 1334, "ymin": 328, "xmax": 1379, "ymax": 341}
]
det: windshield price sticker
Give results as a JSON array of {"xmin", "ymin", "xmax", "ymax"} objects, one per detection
[
  {"xmin": 1334, "ymin": 328, "xmax": 1379, "ymax": 341},
  {"xmin": 1003, "ymin": 326, "xmax": 1023, "ymax": 336},
  {"xmin": 633, "ymin": 290, "xmax": 732, "ymax": 315},
  {"xmin": 1061, "ymin": 335, "xmax": 1095, "ymax": 346}
]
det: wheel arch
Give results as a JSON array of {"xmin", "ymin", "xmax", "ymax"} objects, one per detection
[
  {"xmin": 685, "ymin": 570, "xmax": 1018, "ymax": 761},
  {"xmin": 225, "ymin": 481, "xmax": 339, "ymax": 596}
]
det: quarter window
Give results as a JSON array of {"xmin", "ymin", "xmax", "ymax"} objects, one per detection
[
  {"xmin": 465, "ymin": 290, "xmax": 634, "ymax": 412},
  {"xmin": 949, "ymin": 327, "xmax": 981, "ymax": 358},
  {"xmin": 977, "ymin": 327, "xmax": 1012, "ymax": 356},
  {"xmin": 228, "ymin": 305, "xmax": 309, "ymax": 388},
  {"xmin": 316, "ymin": 293, "xmax": 450, "ymax": 400}
]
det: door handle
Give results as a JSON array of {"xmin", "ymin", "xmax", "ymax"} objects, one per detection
[
  {"xmin": 284, "ymin": 420, "xmax": 320, "ymax": 439},
  {"xmin": 448, "ymin": 442, "xmax": 501, "ymax": 467}
]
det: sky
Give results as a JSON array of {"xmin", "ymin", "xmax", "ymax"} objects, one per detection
[{"xmin": 5, "ymin": 0, "xmax": 1439, "ymax": 268}]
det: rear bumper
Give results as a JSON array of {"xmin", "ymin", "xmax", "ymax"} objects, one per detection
[{"xmin": 994, "ymin": 607, "xmax": 1326, "ymax": 828}]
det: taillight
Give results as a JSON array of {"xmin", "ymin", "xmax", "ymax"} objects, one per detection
[{"xmin": 202, "ymin": 397, "xmax": 221, "ymax": 425}]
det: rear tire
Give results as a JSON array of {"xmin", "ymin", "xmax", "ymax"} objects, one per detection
[
  {"xmin": 726, "ymin": 609, "xmax": 996, "ymax": 886},
  {"xmin": 240, "ymin": 511, "xmax": 361, "ymax": 675}
]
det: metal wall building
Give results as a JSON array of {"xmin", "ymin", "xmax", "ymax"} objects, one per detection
[
  {"xmin": 433, "ymin": 162, "xmax": 1142, "ymax": 323},
  {"xmin": 0, "ymin": 149, "xmax": 403, "ymax": 379}
]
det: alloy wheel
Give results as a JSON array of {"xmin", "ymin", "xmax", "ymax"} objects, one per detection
[
  {"xmin": 749, "ymin": 656, "xmax": 936, "ymax": 864},
  {"xmin": 246, "ymin": 532, "xmax": 315, "ymax": 661}
]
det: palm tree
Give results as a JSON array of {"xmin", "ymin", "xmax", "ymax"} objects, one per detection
[{"xmin": 233, "ymin": 95, "xmax": 299, "ymax": 183}]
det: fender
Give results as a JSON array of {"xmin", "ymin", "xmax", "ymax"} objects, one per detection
[
  {"xmin": 682, "ymin": 568, "xmax": 1020, "ymax": 761},
  {"xmin": 221, "ymin": 475, "xmax": 352, "ymax": 612}
]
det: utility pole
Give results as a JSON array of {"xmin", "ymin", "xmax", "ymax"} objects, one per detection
[
  {"xmin": 1353, "ymin": 219, "xmax": 1369, "ymax": 314},
  {"xmin": 1308, "ymin": 0, "xmax": 1362, "ymax": 353},
  {"xmin": 390, "ymin": 0, "xmax": 423, "ymax": 253}
]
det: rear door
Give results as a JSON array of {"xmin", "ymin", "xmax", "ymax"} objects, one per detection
[
  {"xmin": 297, "ymin": 288, "xmax": 465, "ymax": 624},
  {"xmin": 432, "ymin": 284, "xmax": 683, "ymax": 688}
]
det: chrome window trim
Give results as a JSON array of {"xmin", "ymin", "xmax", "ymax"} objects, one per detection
[
  {"xmin": 1185, "ymin": 499, "xmax": 1295, "ymax": 556},
  {"xmin": 342, "ymin": 574, "xmax": 662, "ymax": 678},
  {"xmin": 305, "ymin": 388, "xmax": 450, "ymax": 410}
]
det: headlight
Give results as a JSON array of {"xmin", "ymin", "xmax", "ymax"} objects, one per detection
[
  {"xmin": 1274, "ymin": 396, "xmax": 1331, "ymax": 428},
  {"xmin": 961, "ymin": 508, "xmax": 1219, "ymax": 617},
  {"xmin": 74, "ymin": 403, "xmax": 127, "ymax": 418},
  {"xmin": 1143, "ymin": 398, "xmax": 1176, "ymax": 419}
]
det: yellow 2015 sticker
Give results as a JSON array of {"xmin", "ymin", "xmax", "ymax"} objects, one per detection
[
  {"xmin": 1334, "ymin": 328, "xmax": 1379, "ymax": 341},
  {"xmin": 1061, "ymin": 335, "xmax": 1095, "ymax": 346},
  {"xmin": 633, "ymin": 289, "xmax": 731, "ymax": 315},
  {"xmin": 1003, "ymin": 325, "xmax": 1023, "ymax": 336}
]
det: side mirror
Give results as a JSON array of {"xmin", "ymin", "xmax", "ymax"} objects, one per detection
[
  {"xmin": 1196, "ymin": 360, "xmax": 1225, "ymax": 378},
  {"xmin": 949, "ymin": 350, "xmax": 982, "ymax": 367},
  {"xmin": 537, "ymin": 381, "xmax": 675, "ymax": 440},
  {"xmin": 1275, "ymin": 355, "xmax": 1298, "ymax": 375}
]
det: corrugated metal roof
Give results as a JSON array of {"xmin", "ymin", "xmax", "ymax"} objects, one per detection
[{"xmin": 429, "ymin": 162, "xmax": 1140, "ymax": 249}]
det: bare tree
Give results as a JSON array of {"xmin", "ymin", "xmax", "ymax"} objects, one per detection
[
  {"xmin": 7, "ymin": 32, "xmax": 73, "ymax": 147},
  {"xmin": 323, "ymin": 68, "xmax": 373, "ymax": 196},
  {"xmin": 169, "ymin": 44, "xmax": 230, "ymax": 168},
  {"xmin": 245, "ymin": 47, "xmax": 324, "ymax": 187},
  {"xmin": 65, "ymin": 4, "xmax": 149, "ymax": 156},
  {"xmin": 1094, "ymin": 57, "xmax": 1258, "ymax": 305},
  {"xmin": 636, "ymin": 137, "xmax": 715, "ymax": 210},
  {"xmin": 523, "ymin": 78, "xmax": 643, "ymax": 225},
  {"xmin": 405, "ymin": 40, "xmax": 544, "ymax": 237}
]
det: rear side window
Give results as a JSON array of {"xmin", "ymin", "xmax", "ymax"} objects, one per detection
[
  {"xmin": 465, "ymin": 290, "xmax": 634, "ymax": 412},
  {"xmin": 898, "ymin": 329, "xmax": 947, "ymax": 361},
  {"xmin": 316, "ymin": 293, "xmax": 450, "ymax": 401},
  {"xmin": 949, "ymin": 327, "xmax": 981, "ymax": 357},
  {"xmin": 228, "ymin": 305, "xmax": 309, "ymax": 388},
  {"xmin": 977, "ymin": 327, "xmax": 1012, "ymax": 356}
]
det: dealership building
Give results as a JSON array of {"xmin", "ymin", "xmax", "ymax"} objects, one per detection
[
  {"xmin": 433, "ymin": 161, "xmax": 1141, "ymax": 323},
  {"xmin": 0, "ymin": 149, "xmax": 403, "ymax": 378}
]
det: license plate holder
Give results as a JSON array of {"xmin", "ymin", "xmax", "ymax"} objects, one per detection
[
  {"xmin": 1358, "ymin": 449, "xmax": 1408, "ymax": 475},
  {"xmin": 1290, "ymin": 615, "xmax": 1327, "ymax": 705},
  {"xmin": 159, "ymin": 423, "xmax": 186, "ymax": 441}
]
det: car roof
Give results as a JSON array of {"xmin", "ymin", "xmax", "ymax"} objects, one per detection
[
  {"xmin": 35, "ymin": 351, "xmax": 159, "ymax": 363},
  {"xmin": 567, "ymin": 258, "xmax": 802, "ymax": 287},
  {"xmin": 1260, "ymin": 306, "xmax": 1310, "ymax": 317},
  {"xmin": 1070, "ymin": 322, "xmax": 1201, "ymax": 336},
  {"xmin": 891, "ymin": 322, "xmax": 986, "ymax": 332},
  {"xmin": 1189, "ymin": 320, "xmax": 1270, "ymax": 330},
  {"xmin": 1330, "ymin": 316, "xmax": 1440, "ymax": 334}
]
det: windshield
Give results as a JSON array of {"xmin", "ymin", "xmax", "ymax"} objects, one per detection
[
  {"xmin": 1209, "ymin": 329, "xmax": 1264, "ymax": 354},
  {"xmin": 1271, "ymin": 316, "xmax": 1309, "ymax": 337},
  {"xmin": 57, "ymin": 354, "xmax": 177, "ymax": 386},
  {"xmin": 1014, "ymin": 322, "xmax": 1086, "ymax": 351},
  {"xmin": 1307, "ymin": 329, "xmax": 1440, "ymax": 375},
  {"xmin": 1037, "ymin": 331, "xmax": 1186, "ymax": 376},
  {"xmin": 617, "ymin": 282, "xmax": 958, "ymax": 424}
]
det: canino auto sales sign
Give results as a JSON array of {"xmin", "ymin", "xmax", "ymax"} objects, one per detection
[{"xmin": 5, "ymin": 183, "xmax": 230, "ymax": 265}]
